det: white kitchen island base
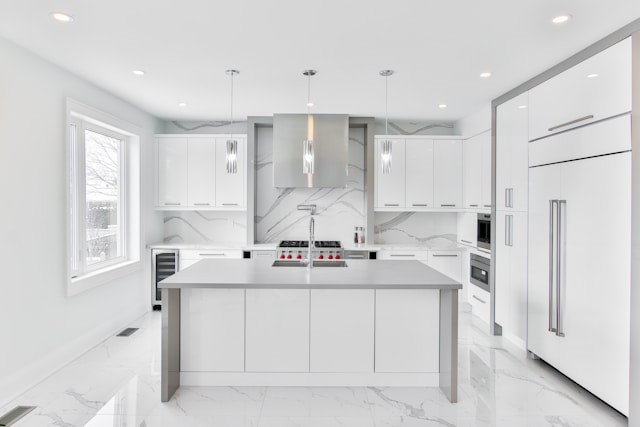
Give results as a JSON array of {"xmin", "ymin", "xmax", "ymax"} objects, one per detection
[{"xmin": 160, "ymin": 259, "xmax": 460, "ymax": 404}]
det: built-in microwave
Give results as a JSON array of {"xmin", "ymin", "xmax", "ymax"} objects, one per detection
[
  {"xmin": 477, "ymin": 214, "xmax": 491, "ymax": 250},
  {"xmin": 470, "ymin": 253, "xmax": 490, "ymax": 292}
]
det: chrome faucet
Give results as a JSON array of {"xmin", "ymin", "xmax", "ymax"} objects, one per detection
[{"xmin": 297, "ymin": 204, "xmax": 316, "ymax": 268}]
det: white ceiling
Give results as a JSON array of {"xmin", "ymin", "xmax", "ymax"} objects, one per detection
[{"xmin": 1, "ymin": 1, "xmax": 640, "ymax": 122}]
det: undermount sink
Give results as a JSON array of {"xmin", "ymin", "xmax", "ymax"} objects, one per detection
[{"xmin": 272, "ymin": 260, "xmax": 348, "ymax": 268}]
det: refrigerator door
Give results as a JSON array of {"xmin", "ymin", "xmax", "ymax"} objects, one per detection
[
  {"xmin": 527, "ymin": 162, "xmax": 562, "ymax": 363},
  {"xmin": 553, "ymin": 152, "xmax": 631, "ymax": 415},
  {"xmin": 528, "ymin": 152, "xmax": 631, "ymax": 415}
]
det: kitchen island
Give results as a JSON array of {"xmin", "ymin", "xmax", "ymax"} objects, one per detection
[{"xmin": 159, "ymin": 258, "xmax": 461, "ymax": 403}]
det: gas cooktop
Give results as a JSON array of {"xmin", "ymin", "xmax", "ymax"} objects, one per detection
[{"xmin": 278, "ymin": 240, "xmax": 342, "ymax": 248}]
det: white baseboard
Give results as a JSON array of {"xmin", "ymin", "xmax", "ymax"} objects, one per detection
[
  {"xmin": 181, "ymin": 372, "xmax": 440, "ymax": 387},
  {"xmin": 0, "ymin": 304, "xmax": 148, "ymax": 409}
]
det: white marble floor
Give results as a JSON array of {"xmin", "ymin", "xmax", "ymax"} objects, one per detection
[{"xmin": 2, "ymin": 305, "xmax": 627, "ymax": 427}]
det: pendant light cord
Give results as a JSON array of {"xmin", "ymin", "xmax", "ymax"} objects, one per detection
[
  {"xmin": 385, "ymin": 74, "xmax": 388, "ymax": 135},
  {"xmin": 229, "ymin": 71, "xmax": 234, "ymax": 140}
]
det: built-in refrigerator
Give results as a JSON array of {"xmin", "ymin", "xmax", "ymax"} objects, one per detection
[{"xmin": 527, "ymin": 114, "xmax": 631, "ymax": 415}]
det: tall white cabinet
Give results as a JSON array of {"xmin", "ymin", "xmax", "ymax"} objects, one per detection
[{"xmin": 494, "ymin": 92, "xmax": 529, "ymax": 347}]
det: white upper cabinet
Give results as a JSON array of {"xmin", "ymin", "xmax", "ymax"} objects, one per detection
[
  {"xmin": 375, "ymin": 138, "xmax": 406, "ymax": 208},
  {"xmin": 375, "ymin": 137, "xmax": 462, "ymax": 211},
  {"xmin": 496, "ymin": 92, "xmax": 529, "ymax": 211},
  {"xmin": 528, "ymin": 38, "xmax": 631, "ymax": 141},
  {"xmin": 215, "ymin": 137, "xmax": 246, "ymax": 208},
  {"xmin": 433, "ymin": 140, "xmax": 463, "ymax": 208},
  {"xmin": 156, "ymin": 135, "xmax": 246, "ymax": 210},
  {"xmin": 187, "ymin": 137, "xmax": 216, "ymax": 207},
  {"xmin": 158, "ymin": 137, "xmax": 188, "ymax": 207},
  {"xmin": 405, "ymin": 139, "xmax": 434, "ymax": 208},
  {"xmin": 462, "ymin": 135, "xmax": 482, "ymax": 209}
]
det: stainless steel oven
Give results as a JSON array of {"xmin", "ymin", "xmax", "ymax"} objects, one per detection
[
  {"xmin": 470, "ymin": 253, "xmax": 490, "ymax": 292},
  {"xmin": 477, "ymin": 214, "xmax": 491, "ymax": 250}
]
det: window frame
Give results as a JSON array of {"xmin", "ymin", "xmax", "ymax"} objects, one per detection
[
  {"xmin": 69, "ymin": 119, "xmax": 129, "ymax": 276},
  {"xmin": 66, "ymin": 99, "xmax": 142, "ymax": 296}
]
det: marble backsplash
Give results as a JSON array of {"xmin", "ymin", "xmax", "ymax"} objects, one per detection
[
  {"xmin": 255, "ymin": 126, "xmax": 366, "ymax": 243},
  {"xmin": 374, "ymin": 212, "xmax": 457, "ymax": 246},
  {"xmin": 163, "ymin": 211, "xmax": 246, "ymax": 244}
]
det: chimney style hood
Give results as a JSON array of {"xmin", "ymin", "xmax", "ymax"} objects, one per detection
[{"xmin": 273, "ymin": 113, "xmax": 349, "ymax": 188}]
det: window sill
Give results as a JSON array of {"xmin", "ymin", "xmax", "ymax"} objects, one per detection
[{"xmin": 68, "ymin": 259, "xmax": 142, "ymax": 297}]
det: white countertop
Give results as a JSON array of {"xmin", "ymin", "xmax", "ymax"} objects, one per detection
[
  {"xmin": 159, "ymin": 259, "xmax": 462, "ymax": 290},
  {"xmin": 148, "ymin": 242, "xmax": 466, "ymax": 252}
]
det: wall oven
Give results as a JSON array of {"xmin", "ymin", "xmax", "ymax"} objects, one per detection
[
  {"xmin": 470, "ymin": 254, "xmax": 490, "ymax": 292},
  {"xmin": 477, "ymin": 214, "xmax": 491, "ymax": 250}
]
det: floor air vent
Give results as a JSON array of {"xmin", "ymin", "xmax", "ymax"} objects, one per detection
[
  {"xmin": 0, "ymin": 406, "xmax": 36, "ymax": 426},
  {"xmin": 116, "ymin": 328, "xmax": 139, "ymax": 337}
]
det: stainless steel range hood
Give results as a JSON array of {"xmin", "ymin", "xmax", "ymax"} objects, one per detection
[{"xmin": 273, "ymin": 113, "xmax": 348, "ymax": 188}]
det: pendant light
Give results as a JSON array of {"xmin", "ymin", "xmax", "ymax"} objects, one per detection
[
  {"xmin": 380, "ymin": 70, "xmax": 394, "ymax": 175},
  {"xmin": 225, "ymin": 69, "xmax": 239, "ymax": 174},
  {"xmin": 303, "ymin": 69, "xmax": 316, "ymax": 175}
]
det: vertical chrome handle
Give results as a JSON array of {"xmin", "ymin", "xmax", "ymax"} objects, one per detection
[
  {"xmin": 548, "ymin": 200, "xmax": 557, "ymax": 333},
  {"xmin": 505, "ymin": 215, "xmax": 509, "ymax": 246},
  {"xmin": 556, "ymin": 200, "xmax": 566, "ymax": 338},
  {"xmin": 508, "ymin": 215, "xmax": 513, "ymax": 247},
  {"xmin": 505, "ymin": 188, "xmax": 509, "ymax": 208}
]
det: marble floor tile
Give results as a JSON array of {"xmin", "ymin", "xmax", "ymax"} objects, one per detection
[{"xmin": 4, "ymin": 309, "xmax": 629, "ymax": 427}]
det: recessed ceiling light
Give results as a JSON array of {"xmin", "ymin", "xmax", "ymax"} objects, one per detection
[
  {"xmin": 552, "ymin": 14, "xmax": 572, "ymax": 24},
  {"xmin": 132, "ymin": 70, "xmax": 146, "ymax": 76},
  {"xmin": 480, "ymin": 72, "xmax": 492, "ymax": 78},
  {"xmin": 438, "ymin": 104, "xmax": 447, "ymax": 109},
  {"xmin": 178, "ymin": 103, "xmax": 187, "ymax": 107},
  {"xmin": 518, "ymin": 105, "xmax": 527, "ymax": 109},
  {"xmin": 587, "ymin": 73, "xmax": 599, "ymax": 78},
  {"xmin": 52, "ymin": 12, "xmax": 73, "ymax": 22}
]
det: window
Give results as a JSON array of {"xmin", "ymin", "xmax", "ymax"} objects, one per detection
[{"xmin": 67, "ymin": 100, "xmax": 141, "ymax": 294}]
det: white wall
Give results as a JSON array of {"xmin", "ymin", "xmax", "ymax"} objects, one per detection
[
  {"xmin": 454, "ymin": 104, "xmax": 491, "ymax": 137},
  {"xmin": 0, "ymin": 36, "xmax": 162, "ymax": 406}
]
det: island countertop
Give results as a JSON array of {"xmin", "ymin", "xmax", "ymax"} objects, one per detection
[{"xmin": 159, "ymin": 258, "xmax": 462, "ymax": 290}]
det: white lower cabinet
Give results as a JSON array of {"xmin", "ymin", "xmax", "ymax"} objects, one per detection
[
  {"xmin": 469, "ymin": 284, "xmax": 490, "ymax": 324},
  {"xmin": 310, "ymin": 290, "xmax": 374, "ymax": 373},
  {"xmin": 427, "ymin": 251, "xmax": 462, "ymax": 283},
  {"xmin": 245, "ymin": 289, "xmax": 310, "ymax": 372},
  {"xmin": 457, "ymin": 212, "xmax": 477, "ymax": 247},
  {"xmin": 179, "ymin": 249, "xmax": 243, "ymax": 270},
  {"xmin": 376, "ymin": 249, "xmax": 428, "ymax": 261},
  {"xmin": 180, "ymin": 289, "xmax": 245, "ymax": 372},
  {"xmin": 375, "ymin": 290, "xmax": 439, "ymax": 373}
]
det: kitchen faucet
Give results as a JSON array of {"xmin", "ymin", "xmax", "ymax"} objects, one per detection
[{"xmin": 297, "ymin": 204, "xmax": 316, "ymax": 268}]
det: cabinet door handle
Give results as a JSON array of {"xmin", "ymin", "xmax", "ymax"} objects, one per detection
[
  {"xmin": 440, "ymin": 204, "xmax": 456, "ymax": 207},
  {"xmin": 348, "ymin": 254, "xmax": 366, "ymax": 259},
  {"xmin": 390, "ymin": 254, "xmax": 415, "ymax": 257},
  {"xmin": 164, "ymin": 202, "xmax": 181, "ymax": 206},
  {"xmin": 412, "ymin": 204, "xmax": 428, "ymax": 207},
  {"xmin": 432, "ymin": 254, "xmax": 458, "ymax": 258},
  {"xmin": 384, "ymin": 204, "xmax": 400, "ymax": 207},
  {"xmin": 461, "ymin": 239, "xmax": 472, "ymax": 244},
  {"xmin": 483, "ymin": 205, "xmax": 492, "ymax": 208},
  {"xmin": 222, "ymin": 203, "xmax": 239, "ymax": 206},
  {"xmin": 200, "ymin": 253, "xmax": 225, "ymax": 257},
  {"xmin": 193, "ymin": 203, "xmax": 211, "ymax": 206},
  {"xmin": 469, "ymin": 204, "xmax": 479, "ymax": 207},
  {"xmin": 548, "ymin": 115, "xmax": 594, "ymax": 132},
  {"xmin": 472, "ymin": 295, "xmax": 486, "ymax": 304},
  {"xmin": 548, "ymin": 200, "xmax": 557, "ymax": 333},
  {"xmin": 556, "ymin": 200, "xmax": 566, "ymax": 338}
]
